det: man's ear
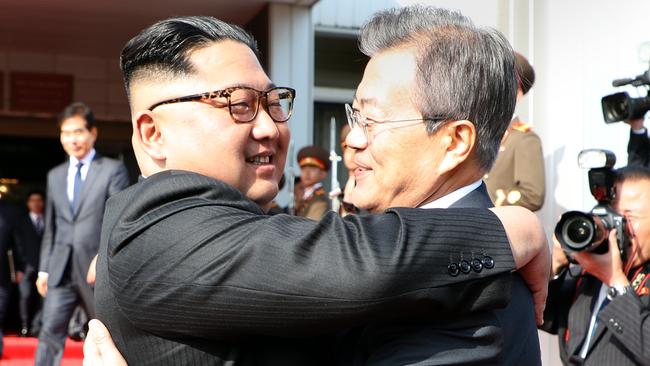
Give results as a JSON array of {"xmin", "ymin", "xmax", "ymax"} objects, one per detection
[
  {"xmin": 132, "ymin": 110, "xmax": 165, "ymax": 161},
  {"xmin": 437, "ymin": 120, "xmax": 476, "ymax": 174}
]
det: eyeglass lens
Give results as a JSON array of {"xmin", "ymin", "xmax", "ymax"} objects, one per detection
[
  {"xmin": 345, "ymin": 104, "xmax": 367, "ymax": 139},
  {"xmin": 229, "ymin": 88, "xmax": 293, "ymax": 123}
]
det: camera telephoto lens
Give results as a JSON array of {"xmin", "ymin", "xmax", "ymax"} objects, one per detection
[{"xmin": 564, "ymin": 216, "xmax": 593, "ymax": 249}]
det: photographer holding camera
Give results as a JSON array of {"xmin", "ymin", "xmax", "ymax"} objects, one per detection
[{"xmin": 542, "ymin": 166, "xmax": 650, "ymax": 366}]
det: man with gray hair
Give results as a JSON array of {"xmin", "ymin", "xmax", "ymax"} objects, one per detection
[
  {"xmin": 338, "ymin": 6, "xmax": 540, "ymax": 365},
  {"xmin": 85, "ymin": 5, "xmax": 547, "ymax": 365}
]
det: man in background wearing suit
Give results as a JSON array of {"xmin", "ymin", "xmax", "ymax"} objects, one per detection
[
  {"xmin": 0, "ymin": 200, "xmax": 21, "ymax": 359},
  {"xmin": 86, "ymin": 13, "xmax": 549, "ymax": 365},
  {"xmin": 15, "ymin": 190, "xmax": 45, "ymax": 337},
  {"xmin": 34, "ymin": 102, "xmax": 130, "ymax": 366},
  {"xmin": 338, "ymin": 6, "xmax": 540, "ymax": 364},
  {"xmin": 542, "ymin": 166, "xmax": 650, "ymax": 365}
]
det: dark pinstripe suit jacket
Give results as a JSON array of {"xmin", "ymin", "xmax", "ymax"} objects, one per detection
[
  {"xmin": 542, "ymin": 264, "xmax": 650, "ymax": 365},
  {"xmin": 337, "ymin": 183, "xmax": 541, "ymax": 366},
  {"xmin": 95, "ymin": 171, "xmax": 517, "ymax": 365}
]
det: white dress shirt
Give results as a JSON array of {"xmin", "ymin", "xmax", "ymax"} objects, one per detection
[
  {"xmin": 29, "ymin": 212, "xmax": 43, "ymax": 230},
  {"xmin": 419, "ymin": 180, "xmax": 483, "ymax": 209}
]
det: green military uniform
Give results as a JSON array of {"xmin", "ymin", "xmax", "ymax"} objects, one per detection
[
  {"xmin": 295, "ymin": 146, "xmax": 331, "ymax": 220},
  {"xmin": 295, "ymin": 184, "xmax": 330, "ymax": 219},
  {"xmin": 485, "ymin": 120, "xmax": 545, "ymax": 211}
]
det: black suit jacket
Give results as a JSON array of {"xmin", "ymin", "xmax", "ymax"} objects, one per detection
[
  {"xmin": 338, "ymin": 183, "xmax": 541, "ymax": 365},
  {"xmin": 541, "ymin": 264, "xmax": 650, "ymax": 365},
  {"xmin": 39, "ymin": 153, "xmax": 129, "ymax": 288},
  {"xmin": 96, "ymin": 171, "xmax": 517, "ymax": 365},
  {"xmin": 0, "ymin": 201, "xmax": 20, "ymax": 288},
  {"xmin": 14, "ymin": 213, "xmax": 43, "ymax": 271}
]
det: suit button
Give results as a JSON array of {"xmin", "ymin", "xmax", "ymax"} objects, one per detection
[
  {"xmin": 617, "ymin": 326, "xmax": 623, "ymax": 334},
  {"xmin": 460, "ymin": 260, "xmax": 471, "ymax": 274},
  {"xmin": 609, "ymin": 318, "xmax": 615, "ymax": 324},
  {"xmin": 471, "ymin": 258, "xmax": 483, "ymax": 273},
  {"xmin": 448, "ymin": 263, "xmax": 460, "ymax": 277},
  {"xmin": 482, "ymin": 256, "xmax": 494, "ymax": 269}
]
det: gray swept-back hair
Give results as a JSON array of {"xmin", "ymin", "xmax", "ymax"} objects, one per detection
[{"xmin": 359, "ymin": 6, "xmax": 517, "ymax": 171}]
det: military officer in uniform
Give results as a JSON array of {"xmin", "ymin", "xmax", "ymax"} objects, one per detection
[
  {"xmin": 485, "ymin": 52, "xmax": 545, "ymax": 211},
  {"xmin": 295, "ymin": 145, "xmax": 331, "ymax": 219}
]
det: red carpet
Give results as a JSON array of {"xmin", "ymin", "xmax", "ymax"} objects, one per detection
[{"xmin": 1, "ymin": 336, "xmax": 83, "ymax": 366}]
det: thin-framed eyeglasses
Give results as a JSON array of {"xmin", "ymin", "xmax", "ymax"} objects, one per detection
[
  {"xmin": 345, "ymin": 103, "xmax": 447, "ymax": 141},
  {"xmin": 148, "ymin": 86, "xmax": 296, "ymax": 123}
]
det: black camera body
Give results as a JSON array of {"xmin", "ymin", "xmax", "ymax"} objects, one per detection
[
  {"xmin": 602, "ymin": 68, "xmax": 650, "ymax": 123},
  {"xmin": 554, "ymin": 150, "xmax": 630, "ymax": 261}
]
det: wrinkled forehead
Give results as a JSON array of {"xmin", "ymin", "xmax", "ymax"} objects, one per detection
[{"xmin": 354, "ymin": 47, "xmax": 418, "ymax": 111}]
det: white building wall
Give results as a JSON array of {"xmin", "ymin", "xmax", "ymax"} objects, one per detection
[
  {"xmin": 312, "ymin": 0, "xmax": 399, "ymax": 29},
  {"xmin": 268, "ymin": 2, "xmax": 315, "ymax": 205}
]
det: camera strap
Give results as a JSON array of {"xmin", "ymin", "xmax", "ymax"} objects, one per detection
[{"xmin": 630, "ymin": 263, "xmax": 650, "ymax": 296}]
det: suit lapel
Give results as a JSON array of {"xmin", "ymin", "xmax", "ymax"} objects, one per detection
[
  {"xmin": 566, "ymin": 293, "xmax": 591, "ymax": 356},
  {"xmin": 73, "ymin": 155, "xmax": 102, "ymax": 218},
  {"xmin": 566, "ymin": 278, "xmax": 600, "ymax": 357},
  {"xmin": 585, "ymin": 284, "xmax": 612, "ymax": 355},
  {"xmin": 54, "ymin": 163, "xmax": 74, "ymax": 220}
]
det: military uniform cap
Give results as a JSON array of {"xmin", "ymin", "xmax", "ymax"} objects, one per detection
[{"xmin": 297, "ymin": 145, "xmax": 330, "ymax": 171}]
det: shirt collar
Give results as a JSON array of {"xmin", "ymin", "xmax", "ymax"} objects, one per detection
[
  {"xmin": 69, "ymin": 148, "xmax": 96, "ymax": 168},
  {"xmin": 419, "ymin": 180, "xmax": 483, "ymax": 209}
]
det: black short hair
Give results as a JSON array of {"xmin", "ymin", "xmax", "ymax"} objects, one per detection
[
  {"xmin": 120, "ymin": 16, "xmax": 259, "ymax": 100},
  {"xmin": 58, "ymin": 102, "xmax": 95, "ymax": 129},
  {"xmin": 26, "ymin": 190, "xmax": 45, "ymax": 200},
  {"xmin": 615, "ymin": 166, "xmax": 650, "ymax": 184}
]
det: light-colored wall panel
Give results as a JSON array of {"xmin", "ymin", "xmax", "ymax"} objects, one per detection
[
  {"xmin": 107, "ymin": 58, "xmax": 123, "ymax": 82},
  {"xmin": 8, "ymin": 52, "xmax": 55, "ymax": 72},
  {"xmin": 74, "ymin": 79, "xmax": 108, "ymax": 104},
  {"xmin": 55, "ymin": 55, "xmax": 107, "ymax": 80},
  {"xmin": 108, "ymin": 81, "xmax": 128, "ymax": 106}
]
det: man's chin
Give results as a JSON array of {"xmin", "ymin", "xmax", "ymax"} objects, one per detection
[
  {"xmin": 348, "ymin": 195, "xmax": 380, "ymax": 213},
  {"xmin": 247, "ymin": 185, "xmax": 278, "ymax": 208}
]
